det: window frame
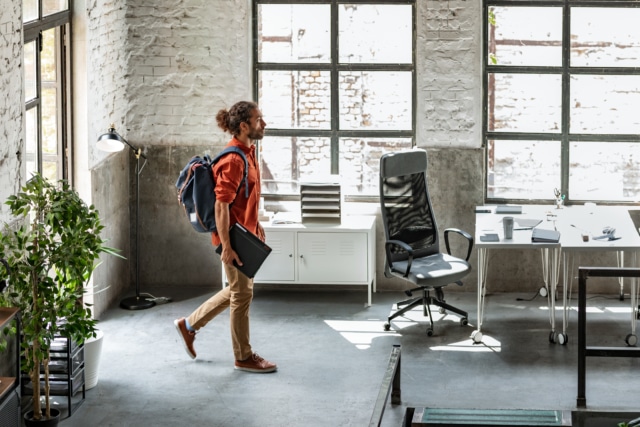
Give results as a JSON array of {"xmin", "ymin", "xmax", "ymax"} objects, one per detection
[
  {"xmin": 253, "ymin": 0, "xmax": 417, "ymax": 201},
  {"xmin": 23, "ymin": 5, "xmax": 72, "ymax": 184},
  {"xmin": 483, "ymin": 0, "xmax": 640, "ymax": 205}
]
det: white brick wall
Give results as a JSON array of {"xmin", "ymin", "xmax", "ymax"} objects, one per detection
[
  {"xmin": 417, "ymin": 0, "xmax": 481, "ymax": 148},
  {"xmin": 87, "ymin": 0, "xmax": 131, "ymax": 169},
  {"xmin": 121, "ymin": 0, "xmax": 252, "ymax": 146},
  {"xmin": 0, "ymin": 0, "xmax": 24, "ymax": 224}
]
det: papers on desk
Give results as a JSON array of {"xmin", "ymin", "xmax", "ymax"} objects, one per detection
[
  {"xmin": 532, "ymin": 228, "xmax": 560, "ymax": 243},
  {"xmin": 496, "ymin": 205, "xmax": 522, "ymax": 214},
  {"xmin": 515, "ymin": 218, "xmax": 542, "ymax": 229},
  {"xmin": 480, "ymin": 233, "xmax": 499, "ymax": 242}
]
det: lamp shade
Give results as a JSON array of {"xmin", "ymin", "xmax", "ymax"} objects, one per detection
[{"xmin": 96, "ymin": 126, "xmax": 126, "ymax": 152}]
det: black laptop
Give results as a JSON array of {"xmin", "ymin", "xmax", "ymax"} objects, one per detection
[{"xmin": 215, "ymin": 223, "xmax": 272, "ymax": 279}]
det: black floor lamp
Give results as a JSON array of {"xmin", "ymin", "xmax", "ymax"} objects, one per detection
[{"xmin": 97, "ymin": 124, "xmax": 155, "ymax": 310}]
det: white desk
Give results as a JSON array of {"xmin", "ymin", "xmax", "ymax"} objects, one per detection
[
  {"xmin": 553, "ymin": 205, "xmax": 640, "ymax": 345},
  {"xmin": 474, "ymin": 205, "xmax": 561, "ymax": 344},
  {"xmin": 473, "ymin": 205, "xmax": 640, "ymax": 346}
]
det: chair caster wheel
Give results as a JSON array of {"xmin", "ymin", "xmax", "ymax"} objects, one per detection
[
  {"xmin": 557, "ymin": 333, "xmax": 568, "ymax": 345},
  {"xmin": 383, "ymin": 323, "xmax": 391, "ymax": 331},
  {"xmin": 439, "ymin": 307, "xmax": 446, "ymax": 315},
  {"xmin": 471, "ymin": 330, "xmax": 483, "ymax": 343},
  {"xmin": 549, "ymin": 331, "xmax": 556, "ymax": 343},
  {"xmin": 625, "ymin": 334, "xmax": 637, "ymax": 346},
  {"xmin": 539, "ymin": 287, "xmax": 548, "ymax": 297},
  {"xmin": 460, "ymin": 317, "xmax": 468, "ymax": 326},
  {"xmin": 426, "ymin": 328, "xmax": 434, "ymax": 336}
]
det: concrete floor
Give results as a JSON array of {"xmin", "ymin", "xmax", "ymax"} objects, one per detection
[{"xmin": 53, "ymin": 285, "xmax": 640, "ymax": 427}]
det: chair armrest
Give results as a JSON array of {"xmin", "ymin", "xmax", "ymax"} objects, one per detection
[
  {"xmin": 444, "ymin": 228, "xmax": 474, "ymax": 261},
  {"xmin": 385, "ymin": 239, "xmax": 414, "ymax": 277}
]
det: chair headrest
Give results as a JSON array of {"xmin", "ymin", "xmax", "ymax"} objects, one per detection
[{"xmin": 380, "ymin": 149, "xmax": 427, "ymax": 178}]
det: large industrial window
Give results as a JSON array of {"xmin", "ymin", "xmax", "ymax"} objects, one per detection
[
  {"xmin": 23, "ymin": 0, "xmax": 72, "ymax": 183},
  {"xmin": 254, "ymin": 0, "xmax": 415, "ymax": 198},
  {"xmin": 484, "ymin": 0, "xmax": 640, "ymax": 203}
]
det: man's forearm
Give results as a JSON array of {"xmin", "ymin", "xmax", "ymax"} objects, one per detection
[{"xmin": 215, "ymin": 200, "xmax": 231, "ymax": 249}]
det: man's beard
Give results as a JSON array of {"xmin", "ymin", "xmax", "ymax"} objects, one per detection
[{"xmin": 248, "ymin": 129, "xmax": 264, "ymax": 140}]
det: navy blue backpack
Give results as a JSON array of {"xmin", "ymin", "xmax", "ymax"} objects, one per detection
[{"xmin": 176, "ymin": 147, "xmax": 248, "ymax": 233}]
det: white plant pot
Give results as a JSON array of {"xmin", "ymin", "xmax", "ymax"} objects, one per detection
[{"xmin": 84, "ymin": 329, "xmax": 104, "ymax": 390}]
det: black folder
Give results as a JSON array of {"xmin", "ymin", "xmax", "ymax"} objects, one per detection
[{"xmin": 216, "ymin": 223, "xmax": 272, "ymax": 279}]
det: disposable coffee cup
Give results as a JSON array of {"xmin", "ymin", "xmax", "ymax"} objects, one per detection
[{"xmin": 503, "ymin": 216, "xmax": 514, "ymax": 239}]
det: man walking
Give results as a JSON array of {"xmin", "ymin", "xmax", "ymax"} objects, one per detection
[{"xmin": 174, "ymin": 101, "xmax": 276, "ymax": 373}]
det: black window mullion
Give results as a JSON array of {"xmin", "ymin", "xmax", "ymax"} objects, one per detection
[
  {"xmin": 330, "ymin": 0, "xmax": 339, "ymax": 175},
  {"xmin": 560, "ymin": 0, "xmax": 571, "ymax": 200}
]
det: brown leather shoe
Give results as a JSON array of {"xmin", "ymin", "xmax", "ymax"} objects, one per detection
[
  {"xmin": 174, "ymin": 317, "xmax": 196, "ymax": 359},
  {"xmin": 234, "ymin": 353, "xmax": 277, "ymax": 373}
]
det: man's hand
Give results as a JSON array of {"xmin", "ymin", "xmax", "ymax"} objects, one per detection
[
  {"xmin": 215, "ymin": 200, "xmax": 243, "ymax": 266},
  {"xmin": 219, "ymin": 245, "xmax": 243, "ymax": 267}
]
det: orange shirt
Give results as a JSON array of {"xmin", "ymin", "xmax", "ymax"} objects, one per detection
[{"xmin": 210, "ymin": 137, "xmax": 261, "ymax": 247}]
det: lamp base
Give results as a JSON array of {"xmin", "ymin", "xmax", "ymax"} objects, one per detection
[{"xmin": 120, "ymin": 295, "xmax": 156, "ymax": 310}]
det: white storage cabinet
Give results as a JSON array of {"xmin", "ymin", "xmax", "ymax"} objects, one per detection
[{"xmin": 222, "ymin": 216, "xmax": 376, "ymax": 306}]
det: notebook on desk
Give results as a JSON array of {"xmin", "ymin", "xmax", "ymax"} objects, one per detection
[
  {"xmin": 496, "ymin": 205, "xmax": 523, "ymax": 214},
  {"xmin": 531, "ymin": 228, "xmax": 560, "ymax": 243},
  {"xmin": 215, "ymin": 223, "xmax": 272, "ymax": 278}
]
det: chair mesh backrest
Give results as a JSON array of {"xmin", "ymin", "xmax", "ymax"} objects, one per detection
[{"xmin": 380, "ymin": 151, "xmax": 439, "ymax": 261}]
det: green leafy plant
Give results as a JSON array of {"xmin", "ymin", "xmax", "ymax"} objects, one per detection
[
  {"xmin": 619, "ymin": 416, "xmax": 640, "ymax": 427},
  {"xmin": 0, "ymin": 174, "xmax": 121, "ymax": 422}
]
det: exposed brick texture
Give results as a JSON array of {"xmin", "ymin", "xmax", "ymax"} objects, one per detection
[{"xmin": 0, "ymin": 0, "xmax": 24, "ymax": 224}]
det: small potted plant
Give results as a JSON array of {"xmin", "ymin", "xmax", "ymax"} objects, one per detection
[{"xmin": 0, "ymin": 174, "xmax": 120, "ymax": 425}]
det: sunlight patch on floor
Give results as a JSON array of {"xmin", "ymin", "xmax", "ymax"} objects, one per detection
[{"xmin": 324, "ymin": 320, "xmax": 399, "ymax": 350}]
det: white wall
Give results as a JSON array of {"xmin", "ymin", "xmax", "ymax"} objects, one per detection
[{"xmin": 0, "ymin": 0, "xmax": 25, "ymax": 224}]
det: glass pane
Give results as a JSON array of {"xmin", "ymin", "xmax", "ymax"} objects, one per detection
[
  {"xmin": 570, "ymin": 141, "xmax": 640, "ymax": 202},
  {"xmin": 488, "ymin": 6, "xmax": 562, "ymax": 66},
  {"xmin": 339, "ymin": 138, "xmax": 412, "ymax": 196},
  {"xmin": 25, "ymin": 107, "xmax": 38, "ymax": 179},
  {"xmin": 41, "ymin": 29, "xmax": 57, "ymax": 82},
  {"xmin": 339, "ymin": 71, "xmax": 411, "ymax": 131},
  {"xmin": 258, "ymin": 4, "xmax": 330, "ymax": 63},
  {"xmin": 42, "ymin": 160, "xmax": 58, "ymax": 182},
  {"xmin": 43, "ymin": 0, "xmax": 69, "ymax": 17},
  {"xmin": 259, "ymin": 70, "xmax": 331, "ymax": 130},
  {"xmin": 42, "ymin": 87, "xmax": 58, "ymax": 156},
  {"xmin": 488, "ymin": 73, "xmax": 561, "ymax": 133},
  {"xmin": 571, "ymin": 75, "xmax": 640, "ymax": 134},
  {"xmin": 23, "ymin": 0, "xmax": 38, "ymax": 22},
  {"xmin": 24, "ymin": 41, "xmax": 37, "ymax": 102},
  {"xmin": 487, "ymin": 139, "xmax": 560, "ymax": 200},
  {"xmin": 41, "ymin": 29, "xmax": 58, "ymax": 160},
  {"xmin": 261, "ymin": 136, "xmax": 331, "ymax": 195},
  {"xmin": 339, "ymin": 4, "xmax": 412, "ymax": 64},
  {"xmin": 571, "ymin": 8, "xmax": 640, "ymax": 67}
]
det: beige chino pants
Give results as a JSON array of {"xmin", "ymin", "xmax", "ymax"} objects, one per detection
[{"xmin": 187, "ymin": 263, "xmax": 253, "ymax": 361}]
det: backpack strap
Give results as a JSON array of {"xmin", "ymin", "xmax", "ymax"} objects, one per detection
[{"xmin": 212, "ymin": 146, "xmax": 249, "ymax": 198}]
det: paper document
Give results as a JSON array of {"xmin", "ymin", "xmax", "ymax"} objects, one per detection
[{"xmin": 515, "ymin": 218, "xmax": 543, "ymax": 229}]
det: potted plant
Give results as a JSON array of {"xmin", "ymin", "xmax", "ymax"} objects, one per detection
[{"xmin": 0, "ymin": 174, "xmax": 120, "ymax": 425}]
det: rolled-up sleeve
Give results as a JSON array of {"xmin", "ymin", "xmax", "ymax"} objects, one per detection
[{"xmin": 213, "ymin": 156, "xmax": 245, "ymax": 204}]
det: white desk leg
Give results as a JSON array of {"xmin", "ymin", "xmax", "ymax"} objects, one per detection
[
  {"xmin": 549, "ymin": 247, "xmax": 558, "ymax": 343},
  {"xmin": 617, "ymin": 251, "xmax": 625, "ymax": 300},
  {"xmin": 558, "ymin": 251, "xmax": 570, "ymax": 345},
  {"xmin": 540, "ymin": 248, "xmax": 550, "ymax": 298},
  {"xmin": 472, "ymin": 248, "xmax": 488, "ymax": 343},
  {"xmin": 626, "ymin": 251, "xmax": 638, "ymax": 346}
]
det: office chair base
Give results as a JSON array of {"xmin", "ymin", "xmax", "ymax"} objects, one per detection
[{"xmin": 385, "ymin": 288, "xmax": 468, "ymax": 336}]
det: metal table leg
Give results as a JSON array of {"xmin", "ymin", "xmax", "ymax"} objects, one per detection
[{"xmin": 472, "ymin": 248, "xmax": 488, "ymax": 343}]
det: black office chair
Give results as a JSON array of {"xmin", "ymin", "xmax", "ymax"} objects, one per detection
[{"xmin": 379, "ymin": 149, "xmax": 473, "ymax": 336}]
